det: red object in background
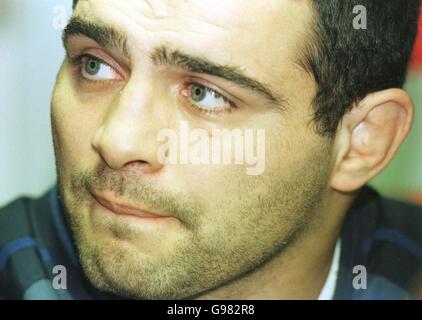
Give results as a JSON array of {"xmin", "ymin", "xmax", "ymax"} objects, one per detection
[
  {"xmin": 410, "ymin": 6, "xmax": 422, "ymax": 69},
  {"xmin": 408, "ymin": 195, "xmax": 422, "ymax": 206}
]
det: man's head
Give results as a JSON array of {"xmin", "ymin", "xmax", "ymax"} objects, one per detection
[{"xmin": 51, "ymin": 0, "xmax": 420, "ymax": 299}]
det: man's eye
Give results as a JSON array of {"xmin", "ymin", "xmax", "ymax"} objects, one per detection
[
  {"xmin": 182, "ymin": 83, "xmax": 233, "ymax": 113},
  {"xmin": 80, "ymin": 55, "xmax": 119, "ymax": 81}
]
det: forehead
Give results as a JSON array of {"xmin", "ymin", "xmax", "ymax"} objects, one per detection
[
  {"xmin": 75, "ymin": 0, "xmax": 310, "ymax": 27},
  {"xmin": 75, "ymin": 0, "xmax": 311, "ymax": 59},
  {"xmin": 73, "ymin": 0, "xmax": 313, "ymax": 71}
]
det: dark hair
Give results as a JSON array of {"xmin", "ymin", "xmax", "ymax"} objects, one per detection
[
  {"xmin": 72, "ymin": 0, "xmax": 421, "ymax": 136},
  {"xmin": 302, "ymin": 1, "xmax": 420, "ymax": 135}
]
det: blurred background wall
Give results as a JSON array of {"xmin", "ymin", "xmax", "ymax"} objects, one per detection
[
  {"xmin": 0, "ymin": 0, "xmax": 421, "ymax": 207},
  {"xmin": 0, "ymin": 0, "xmax": 72, "ymax": 206}
]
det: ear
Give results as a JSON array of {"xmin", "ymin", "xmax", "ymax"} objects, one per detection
[{"xmin": 330, "ymin": 89, "xmax": 414, "ymax": 193}]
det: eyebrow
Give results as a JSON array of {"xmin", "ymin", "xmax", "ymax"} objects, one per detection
[
  {"xmin": 150, "ymin": 47, "xmax": 282, "ymax": 103},
  {"xmin": 63, "ymin": 17, "xmax": 129, "ymax": 55},
  {"xmin": 63, "ymin": 17, "xmax": 283, "ymax": 104}
]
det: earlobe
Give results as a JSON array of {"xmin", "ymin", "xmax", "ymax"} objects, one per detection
[{"xmin": 330, "ymin": 89, "xmax": 414, "ymax": 193}]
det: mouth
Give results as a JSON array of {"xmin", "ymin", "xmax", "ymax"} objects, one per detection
[{"xmin": 90, "ymin": 190, "xmax": 173, "ymax": 221}]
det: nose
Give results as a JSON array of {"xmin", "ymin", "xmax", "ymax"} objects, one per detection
[{"xmin": 92, "ymin": 85, "xmax": 166, "ymax": 174}]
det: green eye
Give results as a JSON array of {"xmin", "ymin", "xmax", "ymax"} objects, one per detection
[
  {"xmin": 78, "ymin": 55, "xmax": 119, "ymax": 81},
  {"xmin": 85, "ymin": 57, "xmax": 101, "ymax": 76},
  {"xmin": 185, "ymin": 83, "xmax": 232, "ymax": 113},
  {"xmin": 191, "ymin": 84, "xmax": 207, "ymax": 102}
]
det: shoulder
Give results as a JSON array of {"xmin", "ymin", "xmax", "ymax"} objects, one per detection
[
  {"xmin": 0, "ymin": 190, "xmax": 55, "ymax": 299},
  {"xmin": 0, "ymin": 190, "xmax": 54, "ymax": 237},
  {"xmin": 366, "ymin": 188, "xmax": 422, "ymax": 252},
  {"xmin": 344, "ymin": 187, "xmax": 422, "ymax": 299},
  {"xmin": 0, "ymin": 195, "xmax": 35, "ymax": 244},
  {"xmin": 336, "ymin": 186, "xmax": 422, "ymax": 300},
  {"xmin": 351, "ymin": 186, "xmax": 422, "ymax": 244}
]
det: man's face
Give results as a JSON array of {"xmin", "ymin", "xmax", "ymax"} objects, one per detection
[{"xmin": 52, "ymin": 0, "xmax": 334, "ymax": 299}]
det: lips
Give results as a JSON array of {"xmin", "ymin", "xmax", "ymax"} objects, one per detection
[{"xmin": 91, "ymin": 191, "xmax": 170, "ymax": 220}]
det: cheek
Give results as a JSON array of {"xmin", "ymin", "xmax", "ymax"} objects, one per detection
[
  {"xmin": 51, "ymin": 75, "xmax": 101, "ymax": 172},
  {"xmin": 173, "ymin": 115, "xmax": 328, "ymax": 213}
]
